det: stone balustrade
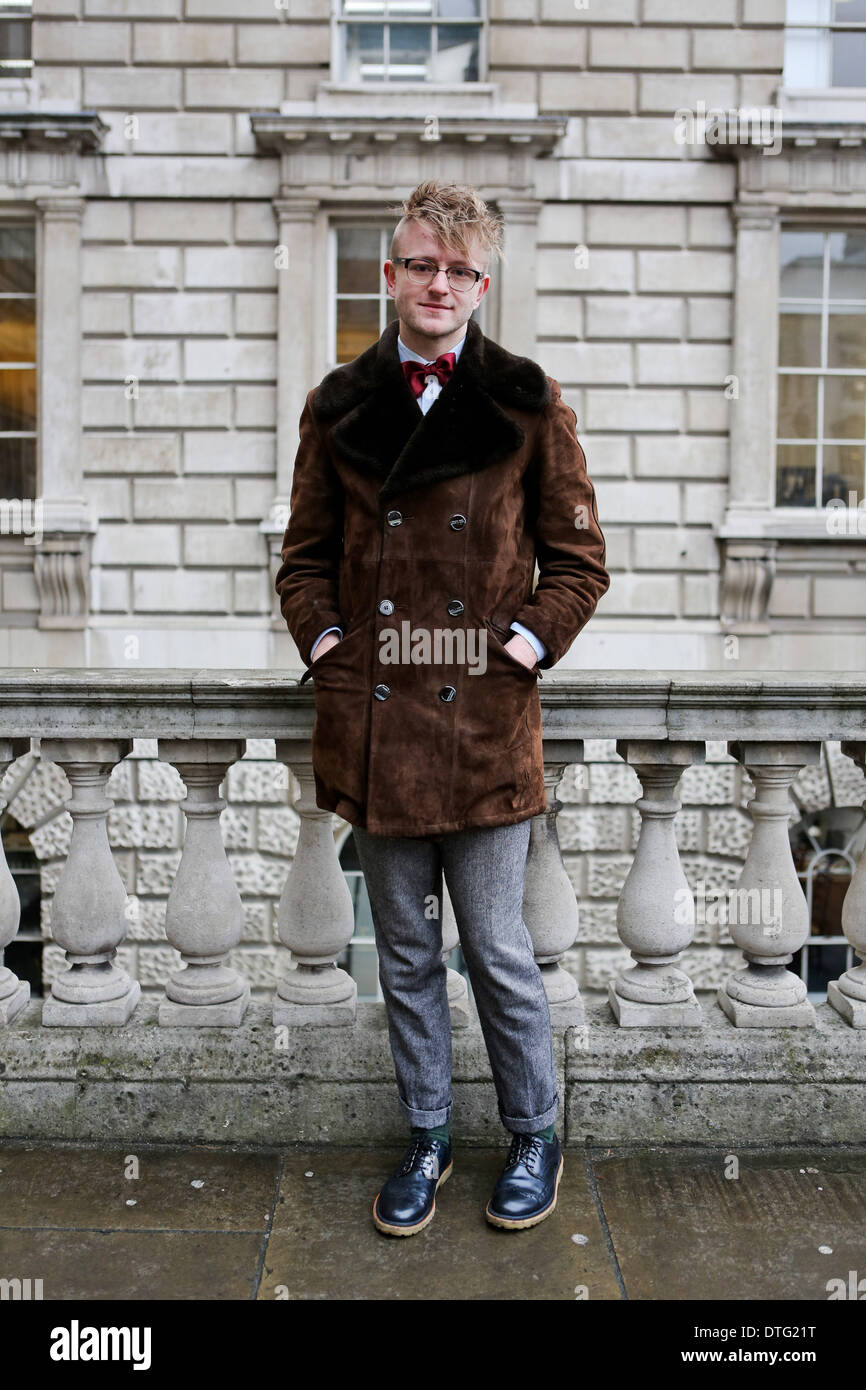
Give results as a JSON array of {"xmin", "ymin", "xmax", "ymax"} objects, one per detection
[{"xmin": 0, "ymin": 670, "xmax": 865, "ymax": 1146}]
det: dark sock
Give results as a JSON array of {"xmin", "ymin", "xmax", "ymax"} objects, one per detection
[
  {"xmin": 412, "ymin": 1122, "xmax": 450, "ymax": 1144},
  {"xmin": 533, "ymin": 1123, "xmax": 556, "ymax": 1143}
]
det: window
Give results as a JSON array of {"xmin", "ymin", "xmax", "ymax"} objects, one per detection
[
  {"xmin": 330, "ymin": 222, "xmax": 488, "ymax": 368},
  {"xmin": 0, "ymin": 224, "xmax": 36, "ymax": 499},
  {"xmin": 776, "ymin": 228, "xmax": 866, "ymax": 507},
  {"xmin": 783, "ymin": 0, "xmax": 866, "ymax": 88},
  {"xmin": 336, "ymin": 0, "xmax": 481, "ymax": 83},
  {"xmin": 0, "ymin": 0, "xmax": 31, "ymax": 72}
]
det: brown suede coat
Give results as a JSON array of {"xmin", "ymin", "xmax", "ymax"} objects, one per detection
[{"xmin": 275, "ymin": 316, "xmax": 609, "ymax": 837}]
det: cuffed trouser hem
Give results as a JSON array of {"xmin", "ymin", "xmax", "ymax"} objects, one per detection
[
  {"xmin": 398, "ymin": 1095, "xmax": 453, "ymax": 1128},
  {"xmin": 500, "ymin": 1093, "xmax": 559, "ymax": 1135}
]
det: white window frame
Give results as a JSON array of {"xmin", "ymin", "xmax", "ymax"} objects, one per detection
[
  {"xmin": 776, "ymin": 225, "xmax": 866, "ymax": 510},
  {"xmin": 783, "ymin": 0, "xmax": 866, "ymax": 90},
  {"xmin": 0, "ymin": 0, "xmax": 32, "ymax": 74},
  {"xmin": 329, "ymin": 0, "xmax": 487, "ymax": 86}
]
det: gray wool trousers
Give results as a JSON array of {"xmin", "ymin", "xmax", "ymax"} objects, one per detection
[{"xmin": 352, "ymin": 817, "xmax": 559, "ymax": 1135}]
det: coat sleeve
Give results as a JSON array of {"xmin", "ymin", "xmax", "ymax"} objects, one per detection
[
  {"xmin": 274, "ymin": 388, "xmax": 346, "ymax": 667},
  {"xmin": 509, "ymin": 376, "xmax": 609, "ymax": 670}
]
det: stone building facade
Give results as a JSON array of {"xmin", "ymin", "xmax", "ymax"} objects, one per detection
[{"xmin": 0, "ymin": 0, "xmax": 864, "ymax": 1000}]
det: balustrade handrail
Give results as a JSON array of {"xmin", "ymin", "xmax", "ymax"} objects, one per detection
[
  {"xmin": 0, "ymin": 668, "xmax": 863, "ymax": 740},
  {"xmin": 0, "ymin": 667, "xmax": 864, "ymax": 1039}
]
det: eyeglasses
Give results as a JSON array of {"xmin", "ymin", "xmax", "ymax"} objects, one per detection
[{"xmin": 392, "ymin": 257, "xmax": 485, "ymax": 292}]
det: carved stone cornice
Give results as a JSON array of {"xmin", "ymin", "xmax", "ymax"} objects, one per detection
[
  {"xmin": 0, "ymin": 112, "xmax": 108, "ymax": 193},
  {"xmin": 707, "ymin": 112, "xmax": 866, "ymax": 205},
  {"xmin": 251, "ymin": 108, "xmax": 565, "ymax": 199}
]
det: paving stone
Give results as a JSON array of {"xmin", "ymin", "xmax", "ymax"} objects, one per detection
[
  {"xmin": 0, "ymin": 1228, "xmax": 263, "ymax": 1299},
  {"xmin": 594, "ymin": 1147, "xmax": 866, "ymax": 1300},
  {"xmin": 0, "ymin": 1143, "xmax": 278, "ymax": 1230},
  {"xmin": 260, "ymin": 1146, "xmax": 621, "ymax": 1301}
]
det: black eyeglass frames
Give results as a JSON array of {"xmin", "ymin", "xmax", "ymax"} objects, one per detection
[{"xmin": 392, "ymin": 257, "xmax": 485, "ymax": 292}]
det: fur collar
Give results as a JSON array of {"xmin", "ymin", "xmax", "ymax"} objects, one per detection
[{"xmin": 313, "ymin": 316, "xmax": 551, "ymax": 501}]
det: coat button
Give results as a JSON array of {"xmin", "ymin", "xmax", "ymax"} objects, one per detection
[
  {"xmin": 378, "ymin": 598, "xmax": 395, "ymax": 615},
  {"xmin": 449, "ymin": 513, "xmax": 467, "ymax": 530},
  {"xmin": 447, "ymin": 599, "xmax": 464, "ymax": 616},
  {"xmin": 374, "ymin": 684, "xmax": 391, "ymax": 700},
  {"xmin": 439, "ymin": 686, "xmax": 457, "ymax": 703},
  {"xmin": 386, "ymin": 510, "xmax": 402, "ymax": 527}
]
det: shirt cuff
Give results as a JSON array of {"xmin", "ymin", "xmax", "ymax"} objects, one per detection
[
  {"xmin": 509, "ymin": 621, "xmax": 547, "ymax": 662},
  {"xmin": 310, "ymin": 625, "xmax": 343, "ymax": 659}
]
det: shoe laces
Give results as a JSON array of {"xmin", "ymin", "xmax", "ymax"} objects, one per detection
[
  {"xmin": 397, "ymin": 1134, "xmax": 442, "ymax": 1178},
  {"xmin": 506, "ymin": 1133, "xmax": 544, "ymax": 1173}
]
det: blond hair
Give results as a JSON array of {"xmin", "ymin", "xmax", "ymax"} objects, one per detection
[{"xmin": 389, "ymin": 180, "xmax": 505, "ymax": 272}]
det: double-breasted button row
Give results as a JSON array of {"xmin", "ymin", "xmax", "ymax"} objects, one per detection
[{"xmin": 384, "ymin": 509, "xmax": 466, "ymax": 530}]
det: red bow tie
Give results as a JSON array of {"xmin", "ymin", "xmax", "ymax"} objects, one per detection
[{"xmin": 401, "ymin": 352, "xmax": 457, "ymax": 398}]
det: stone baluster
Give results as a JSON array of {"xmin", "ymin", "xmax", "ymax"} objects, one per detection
[
  {"xmin": 522, "ymin": 746, "xmax": 585, "ymax": 1025},
  {"xmin": 273, "ymin": 741, "xmax": 357, "ymax": 1024},
  {"xmin": 828, "ymin": 741, "xmax": 866, "ymax": 1027},
  {"xmin": 41, "ymin": 739, "xmax": 140, "ymax": 1025},
  {"xmin": 611, "ymin": 741, "xmax": 705, "ymax": 1026},
  {"xmin": 157, "ymin": 740, "xmax": 250, "ymax": 1026},
  {"xmin": 441, "ymin": 873, "xmax": 470, "ymax": 1028},
  {"xmin": 0, "ymin": 737, "xmax": 34, "ymax": 1024},
  {"xmin": 719, "ymin": 741, "xmax": 822, "ymax": 1027}
]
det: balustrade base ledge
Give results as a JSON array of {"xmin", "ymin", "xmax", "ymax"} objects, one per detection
[
  {"xmin": 0, "ymin": 981, "xmax": 30, "ymax": 1026},
  {"xmin": 2, "ymin": 996, "xmax": 866, "ymax": 1148},
  {"xmin": 827, "ymin": 980, "xmax": 866, "ymax": 1028},
  {"xmin": 609, "ymin": 983, "xmax": 704, "ymax": 1027}
]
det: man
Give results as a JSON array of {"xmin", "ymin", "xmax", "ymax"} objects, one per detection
[{"xmin": 275, "ymin": 180, "xmax": 609, "ymax": 1236}]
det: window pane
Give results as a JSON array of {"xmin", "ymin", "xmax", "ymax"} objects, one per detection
[
  {"xmin": 778, "ymin": 373, "xmax": 818, "ymax": 437},
  {"xmin": 0, "ymin": 367, "xmax": 35, "ymax": 431},
  {"xmin": 833, "ymin": 0, "xmax": 866, "ymax": 18},
  {"xmin": 0, "ymin": 227, "xmax": 35, "ymax": 295},
  {"xmin": 0, "ymin": 435, "xmax": 34, "ymax": 499},
  {"xmin": 337, "ymin": 227, "xmax": 380, "ymax": 294},
  {"xmin": 431, "ymin": 23, "xmax": 479, "ymax": 80},
  {"xmin": 822, "ymin": 443, "xmax": 865, "ymax": 501},
  {"xmin": 437, "ymin": 0, "xmax": 480, "ymax": 15},
  {"xmin": 783, "ymin": 28, "xmax": 832, "ymax": 86},
  {"xmin": 344, "ymin": 23, "xmax": 384, "ymax": 80},
  {"xmin": 824, "ymin": 374, "xmax": 866, "ymax": 438},
  {"xmin": 337, "ymin": 298, "xmax": 380, "ymax": 364},
  {"xmin": 828, "ymin": 309, "xmax": 866, "ymax": 368},
  {"xmin": 791, "ymin": 0, "xmax": 832, "ymax": 17},
  {"xmin": 832, "ymin": 29, "xmax": 866, "ymax": 86},
  {"xmin": 388, "ymin": 22, "xmax": 430, "ymax": 77},
  {"xmin": 0, "ymin": 19, "xmax": 31, "ymax": 65},
  {"xmin": 780, "ymin": 231, "xmax": 825, "ymax": 298},
  {"xmin": 828, "ymin": 231, "xmax": 866, "ymax": 299},
  {"xmin": 776, "ymin": 444, "xmax": 817, "ymax": 506},
  {"xmin": 779, "ymin": 309, "xmax": 822, "ymax": 367},
  {"xmin": 0, "ymin": 298, "xmax": 35, "ymax": 365}
]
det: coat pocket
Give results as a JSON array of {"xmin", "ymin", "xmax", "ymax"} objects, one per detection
[{"xmin": 482, "ymin": 617, "xmax": 542, "ymax": 680}]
